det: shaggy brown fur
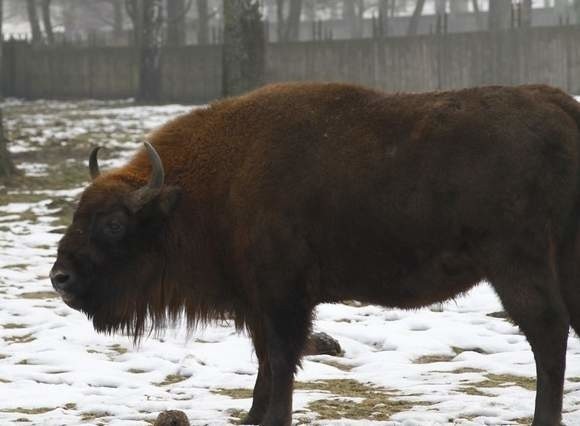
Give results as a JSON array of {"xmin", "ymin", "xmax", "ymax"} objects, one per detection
[{"xmin": 52, "ymin": 82, "xmax": 580, "ymax": 426}]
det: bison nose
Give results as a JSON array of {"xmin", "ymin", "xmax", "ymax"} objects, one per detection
[{"xmin": 50, "ymin": 268, "xmax": 76, "ymax": 294}]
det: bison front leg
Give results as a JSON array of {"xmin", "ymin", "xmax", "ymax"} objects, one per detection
[
  {"xmin": 241, "ymin": 325, "xmax": 271, "ymax": 425},
  {"xmin": 491, "ymin": 255, "xmax": 569, "ymax": 426},
  {"xmin": 259, "ymin": 307, "xmax": 312, "ymax": 426}
]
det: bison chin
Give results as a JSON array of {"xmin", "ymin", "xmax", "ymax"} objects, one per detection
[
  {"xmin": 87, "ymin": 298, "xmax": 150, "ymax": 339},
  {"xmin": 85, "ymin": 278, "xmax": 172, "ymax": 340}
]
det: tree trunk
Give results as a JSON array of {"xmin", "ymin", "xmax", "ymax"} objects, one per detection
[
  {"xmin": 435, "ymin": 0, "xmax": 446, "ymax": 15},
  {"xmin": 488, "ymin": 0, "xmax": 511, "ymax": 30},
  {"xmin": 222, "ymin": 0, "xmax": 265, "ymax": 97},
  {"xmin": 0, "ymin": 0, "xmax": 15, "ymax": 180},
  {"xmin": 521, "ymin": 0, "xmax": 533, "ymax": 27},
  {"xmin": 449, "ymin": 0, "xmax": 468, "ymax": 13},
  {"xmin": 343, "ymin": 0, "xmax": 359, "ymax": 38},
  {"xmin": 276, "ymin": 0, "xmax": 285, "ymax": 41},
  {"xmin": 377, "ymin": 0, "xmax": 391, "ymax": 37},
  {"xmin": 407, "ymin": 0, "xmax": 426, "ymax": 36},
  {"xmin": 284, "ymin": 0, "xmax": 302, "ymax": 41},
  {"xmin": 41, "ymin": 0, "xmax": 54, "ymax": 44},
  {"xmin": 26, "ymin": 0, "xmax": 43, "ymax": 44},
  {"xmin": 0, "ymin": 110, "xmax": 14, "ymax": 179},
  {"xmin": 113, "ymin": 0, "xmax": 124, "ymax": 41},
  {"xmin": 134, "ymin": 0, "xmax": 164, "ymax": 103},
  {"xmin": 166, "ymin": 0, "xmax": 186, "ymax": 45},
  {"xmin": 197, "ymin": 0, "xmax": 209, "ymax": 44}
]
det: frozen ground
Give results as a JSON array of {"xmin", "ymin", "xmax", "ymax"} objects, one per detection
[{"xmin": 1, "ymin": 99, "xmax": 580, "ymax": 426}]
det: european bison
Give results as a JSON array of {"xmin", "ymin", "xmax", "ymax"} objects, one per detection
[{"xmin": 51, "ymin": 82, "xmax": 580, "ymax": 425}]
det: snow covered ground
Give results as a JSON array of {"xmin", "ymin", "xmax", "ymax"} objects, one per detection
[{"xmin": 1, "ymin": 99, "xmax": 580, "ymax": 425}]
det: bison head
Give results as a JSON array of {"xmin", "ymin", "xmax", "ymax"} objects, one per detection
[{"xmin": 50, "ymin": 143, "xmax": 180, "ymax": 336}]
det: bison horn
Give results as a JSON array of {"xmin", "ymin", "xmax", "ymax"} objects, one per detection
[
  {"xmin": 89, "ymin": 146, "xmax": 101, "ymax": 180},
  {"xmin": 127, "ymin": 142, "xmax": 165, "ymax": 211},
  {"xmin": 143, "ymin": 141, "xmax": 165, "ymax": 190}
]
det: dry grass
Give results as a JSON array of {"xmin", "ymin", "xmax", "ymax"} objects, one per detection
[
  {"xmin": 108, "ymin": 344, "xmax": 128, "ymax": 355},
  {"xmin": 414, "ymin": 354, "xmax": 455, "ymax": 364},
  {"xmin": 19, "ymin": 291, "xmax": 58, "ymax": 300},
  {"xmin": 3, "ymin": 333, "xmax": 35, "ymax": 344},
  {"xmin": 309, "ymin": 358, "xmax": 355, "ymax": 371},
  {"xmin": 0, "ymin": 407, "xmax": 56, "ymax": 415},
  {"xmin": 212, "ymin": 388, "xmax": 253, "ymax": 399},
  {"xmin": 155, "ymin": 373, "xmax": 190, "ymax": 386},
  {"xmin": 80, "ymin": 411, "xmax": 112, "ymax": 421},
  {"xmin": 2, "ymin": 323, "xmax": 27, "ymax": 329},
  {"xmin": 295, "ymin": 379, "xmax": 430, "ymax": 421}
]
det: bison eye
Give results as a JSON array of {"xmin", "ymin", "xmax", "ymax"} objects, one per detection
[{"xmin": 103, "ymin": 219, "xmax": 125, "ymax": 240}]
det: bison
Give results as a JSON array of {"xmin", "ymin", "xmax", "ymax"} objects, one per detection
[{"xmin": 51, "ymin": 82, "xmax": 580, "ymax": 425}]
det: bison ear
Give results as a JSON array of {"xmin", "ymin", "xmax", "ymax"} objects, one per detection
[
  {"xmin": 157, "ymin": 186, "xmax": 181, "ymax": 216},
  {"xmin": 126, "ymin": 186, "xmax": 181, "ymax": 216}
]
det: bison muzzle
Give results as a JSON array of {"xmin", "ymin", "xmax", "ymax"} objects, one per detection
[{"xmin": 51, "ymin": 82, "xmax": 580, "ymax": 426}]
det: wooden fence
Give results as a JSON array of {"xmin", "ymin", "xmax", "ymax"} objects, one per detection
[{"xmin": 5, "ymin": 25, "xmax": 580, "ymax": 103}]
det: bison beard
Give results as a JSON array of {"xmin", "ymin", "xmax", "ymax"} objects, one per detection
[{"xmin": 52, "ymin": 82, "xmax": 580, "ymax": 426}]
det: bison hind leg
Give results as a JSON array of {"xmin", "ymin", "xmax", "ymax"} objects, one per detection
[
  {"xmin": 558, "ymin": 226, "xmax": 580, "ymax": 339},
  {"xmin": 489, "ymin": 252, "xmax": 569, "ymax": 426}
]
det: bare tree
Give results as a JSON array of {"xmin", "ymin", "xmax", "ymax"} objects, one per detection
[
  {"xmin": 166, "ymin": 0, "xmax": 193, "ymax": 45},
  {"xmin": 407, "ymin": 0, "xmax": 426, "ymax": 36},
  {"xmin": 26, "ymin": 0, "xmax": 43, "ymax": 43},
  {"xmin": 222, "ymin": 0, "xmax": 265, "ymax": 97},
  {"xmin": 0, "ymin": 0, "xmax": 15, "ymax": 179},
  {"xmin": 277, "ymin": 0, "xmax": 303, "ymax": 41},
  {"xmin": 196, "ymin": 0, "xmax": 209, "ymax": 44},
  {"xmin": 40, "ymin": 0, "xmax": 54, "ymax": 44},
  {"xmin": 111, "ymin": 0, "xmax": 125, "ymax": 39},
  {"xmin": 126, "ymin": 0, "xmax": 164, "ymax": 102},
  {"xmin": 377, "ymin": 0, "xmax": 392, "ymax": 37},
  {"xmin": 343, "ymin": 0, "xmax": 365, "ymax": 38},
  {"xmin": 449, "ymin": 0, "xmax": 468, "ymax": 13},
  {"xmin": 521, "ymin": 0, "xmax": 533, "ymax": 27}
]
